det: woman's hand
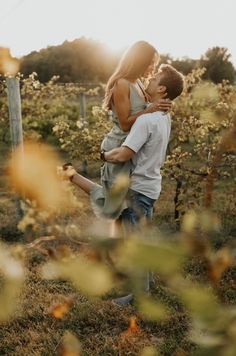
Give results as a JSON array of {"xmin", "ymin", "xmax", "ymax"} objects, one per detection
[{"xmin": 146, "ymin": 99, "xmax": 172, "ymax": 113}]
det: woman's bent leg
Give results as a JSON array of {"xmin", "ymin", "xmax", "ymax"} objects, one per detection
[{"xmin": 71, "ymin": 173, "xmax": 96, "ymax": 195}]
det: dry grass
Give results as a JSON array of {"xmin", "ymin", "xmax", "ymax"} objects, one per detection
[
  {"xmin": 0, "ymin": 247, "xmax": 192, "ymax": 356},
  {"xmin": 0, "ymin": 147, "xmax": 235, "ymax": 355}
]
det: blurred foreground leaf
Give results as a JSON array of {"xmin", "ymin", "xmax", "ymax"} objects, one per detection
[
  {"xmin": 180, "ymin": 284, "xmax": 221, "ymax": 323},
  {"xmin": 138, "ymin": 296, "xmax": 167, "ymax": 321},
  {"xmin": 117, "ymin": 239, "xmax": 186, "ymax": 276},
  {"xmin": 58, "ymin": 331, "xmax": 81, "ymax": 356},
  {"xmin": 208, "ymin": 248, "xmax": 232, "ymax": 283},
  {"xmin": 9, "ymin": 142, "xmax": 79, "ymax": 213},
  {"xmin": 42, "ymin": 256, "xmax": 113, "ymax": 296},
  {"xmin": 0, "ymin": 48, "xmax": 19, "ymax": 75},
  {"xmin": 190, "ymin": 327, "xmax": 224, "ymax": 347},
  {"xmin": 0, "ymin": 243, "xmax": 25, "ymax": 321}
]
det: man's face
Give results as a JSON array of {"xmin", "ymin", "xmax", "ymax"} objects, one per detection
[{"xmin": 145, "ymin": 72, "xmax": 162, "ymax": 96}]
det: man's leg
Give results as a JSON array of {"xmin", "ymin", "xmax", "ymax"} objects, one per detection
[
  {"xmin": 112, "ymin": 190, "xmax": 156, "ymax": 305},
  {"xmin": 129, "ymin": 191, "xmax": 156, "ymax": 292},
  {"xmin": 120, "ymin": 190, "xmax": 155, "ymax": 226}
]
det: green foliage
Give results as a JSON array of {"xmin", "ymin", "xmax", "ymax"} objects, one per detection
[
  {"xmin": 160, "ymin": 47, "xmax": 236, "ymax": 85},
  {"xmin": 160, "ymin": 53, "xmax": 198, "ymax": 75},
  {"xmin": 0, "ymin": 73, "xmax": 104, "ymax": 152},
  {"xmin": 199, "ymin": 47, "xmax": 236, "ymax": 84},
  {"xmin": 0, "ymin": 78, "xmax": 10, "ymax": 143},
  {"xmin": 20, "ymin": 73, "xmax": 83, "ymax": 143},
  {"xmin": 163, "ymin": 68, "xmax": 236, "ymax": 221},
  {"xmin": 52, "ymin": 105, "xmax": 112, "ymax": 161}
]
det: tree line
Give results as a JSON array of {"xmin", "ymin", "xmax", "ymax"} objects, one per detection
[
  {"xmin": 19, "ymin": 38, "xmax": 236, "ymax": 84},
  {"xmin": 20, "ymin": 38, "xmax": 120, "ymax": 83}
]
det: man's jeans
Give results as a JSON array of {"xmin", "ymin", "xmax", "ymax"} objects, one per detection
[
  {"xmin": 120, "ymin": 189, "xmax": 156, "ymax": 228},
  {"xmin": 119, "ymin": 189, "xmax": 156, "ymax": 292}
]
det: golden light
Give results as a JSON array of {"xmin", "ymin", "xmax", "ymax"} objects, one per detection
[
  {"xmin": 0, "ymin": 47, "xmax": 19, "ymax": 76},
  {"xmin": 8, "ymin": 142, "xmax": 74, "ymax": 212}
]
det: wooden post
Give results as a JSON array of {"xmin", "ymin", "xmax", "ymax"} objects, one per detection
[
  {"xmin": 79, "ymin": 92, "xmax": 86, "ymax": 118},
  {"xmin": 7, "ymin": 78, "xmax": 23, "ymax": 148},
  {"xmin": 6, "ymin": 77, "xmax": 24, "ymax": 219}
]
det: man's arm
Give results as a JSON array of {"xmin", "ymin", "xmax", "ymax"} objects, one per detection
[
  {"xmin": 104, "ymin": 146, "xmax": 135, "ymax": 163},
  {"xmin": 104, "ymin": 115, "xmax": 150, "ymax": 163}
]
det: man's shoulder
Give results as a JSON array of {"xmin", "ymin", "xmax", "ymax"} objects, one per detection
[{"xmin": 136, "ymin": 111, "xmax": 170, "ymax": 124}]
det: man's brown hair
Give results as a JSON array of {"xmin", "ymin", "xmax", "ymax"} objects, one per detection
[{"xmin": 158, "ymin": 64, "xmax": 184, "ymax": 100}]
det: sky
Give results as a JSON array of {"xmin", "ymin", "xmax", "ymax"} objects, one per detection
[{"xmin": 0, "ymin": 0, "xmax": 236, "ymax": 65}]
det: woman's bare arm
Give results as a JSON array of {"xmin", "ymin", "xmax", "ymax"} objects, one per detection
[{"xmin": 112, "ymin": 79, "xmax": 133, "ymax": 132}]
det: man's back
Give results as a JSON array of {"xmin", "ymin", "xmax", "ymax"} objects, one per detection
[{"xmin": 122, "ymin": 111, "xmax": 171, "ymax": 199}]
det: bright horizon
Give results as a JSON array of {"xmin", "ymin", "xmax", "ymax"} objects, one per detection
[{"xmin": 1, "ymin": 0, "xmax": 236, "ymax": 65}]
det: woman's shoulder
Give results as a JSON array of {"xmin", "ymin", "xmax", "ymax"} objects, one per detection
[
  {"xmin": 112, "ymin": 79, "xmax": 130, "ymax": 99},
  {"xmin": 114, "ymin": 78, "xmax": 130, "ymax": 90}
]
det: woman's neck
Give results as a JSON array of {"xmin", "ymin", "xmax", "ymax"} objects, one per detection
[{"xmin": 128, "ymin": 77, "xmax": 138, "ymax": 83}]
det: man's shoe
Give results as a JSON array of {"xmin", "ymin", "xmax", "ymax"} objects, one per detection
[{"xmin": 111, "ymin": 293, "xmax": 133, "ymax": 306}]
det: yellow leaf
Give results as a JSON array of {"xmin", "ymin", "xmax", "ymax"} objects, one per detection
[
  {"xmin": 121, "ymin": 316, "xmax": 142, "ymax": 338},
  {"xmin": 49, "ymin": 297, "xmax": 74, "ymax": 319},
  {"xmin": 59, "ymin": 331, "xmax": 81, "ymax": 356}
]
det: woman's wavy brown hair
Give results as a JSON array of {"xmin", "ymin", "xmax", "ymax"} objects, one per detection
[{"xmin": 103, "ymin": 41, "xmax": 158, "ymax": 110}]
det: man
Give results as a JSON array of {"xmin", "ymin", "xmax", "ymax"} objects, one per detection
[
  {"xmin": 61, "ymin": 64, "xmax": 184, "ymax": 305},
  {"xmin": 102, "ymin": 64, "xmax": 184, "ymax": 226},
  {"xmin": 101, "ymin": 64, "xmax": 184, "ymax": 304}
]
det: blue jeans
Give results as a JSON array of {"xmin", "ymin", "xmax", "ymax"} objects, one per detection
[{"xmin": 120, "ymin": 189, "xmax": 156, "ymax": 227}]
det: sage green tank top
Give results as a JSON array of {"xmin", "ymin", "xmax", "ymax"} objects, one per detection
[
  {"xmin": 101, "ymin": 79, "xmax": 147, "ymax": 151},
  {"xmin": 90, "ymin": 80, "xmax": 147, "ymax": 219}
]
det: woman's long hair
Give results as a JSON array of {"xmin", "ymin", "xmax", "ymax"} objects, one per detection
[{"xmin": 103, "ymin": 41, "xmax": 158, "ymax": 110}]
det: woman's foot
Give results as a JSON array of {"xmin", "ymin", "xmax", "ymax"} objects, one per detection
[{"xmin": 57, "ymin": 163, "xmax": 77, "ymax": 181}]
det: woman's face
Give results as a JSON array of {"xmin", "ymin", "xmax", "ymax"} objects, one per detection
[{"xmin": 143, "ymin": 53, "xmax": 159, "ymax": 78}]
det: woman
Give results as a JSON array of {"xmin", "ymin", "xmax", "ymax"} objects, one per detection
[{"xmin": 90, "ymin": 41, "xmax": 171, "ymax": 218}]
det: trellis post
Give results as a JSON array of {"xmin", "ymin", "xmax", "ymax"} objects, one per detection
[
  {"xmin": 79, "ymin": 92, "xmax": 86, "ymax": 118},
  {"xmin": 6, "ymin": 77, "xmax": 24, "ymax": 219}
]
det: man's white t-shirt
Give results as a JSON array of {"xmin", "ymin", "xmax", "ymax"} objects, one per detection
[{"xmin": 122, "ymin": 111, "xmax": 171, "ymax": 200}]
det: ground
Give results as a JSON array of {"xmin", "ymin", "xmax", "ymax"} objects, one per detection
[
  {"xmin": 0, "ymin": 189, "xmax": 194, "ymax": 356},
  {"xmin": 0, "ymin": 144, "xmax": 235, "ymax": 356}
]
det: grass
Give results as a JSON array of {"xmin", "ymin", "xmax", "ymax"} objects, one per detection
[
  {"xmin": 0, "ymin": 245, "xmax": 194, "ymax": 356},
  {"xmin": 0, "ymin": 144, "xmax": 235, "ymax": 355}
]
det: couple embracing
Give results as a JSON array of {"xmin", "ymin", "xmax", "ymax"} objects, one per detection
[{"xmin": 63, "ymin": 41, "xmax": 184, "ymax": 304}]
